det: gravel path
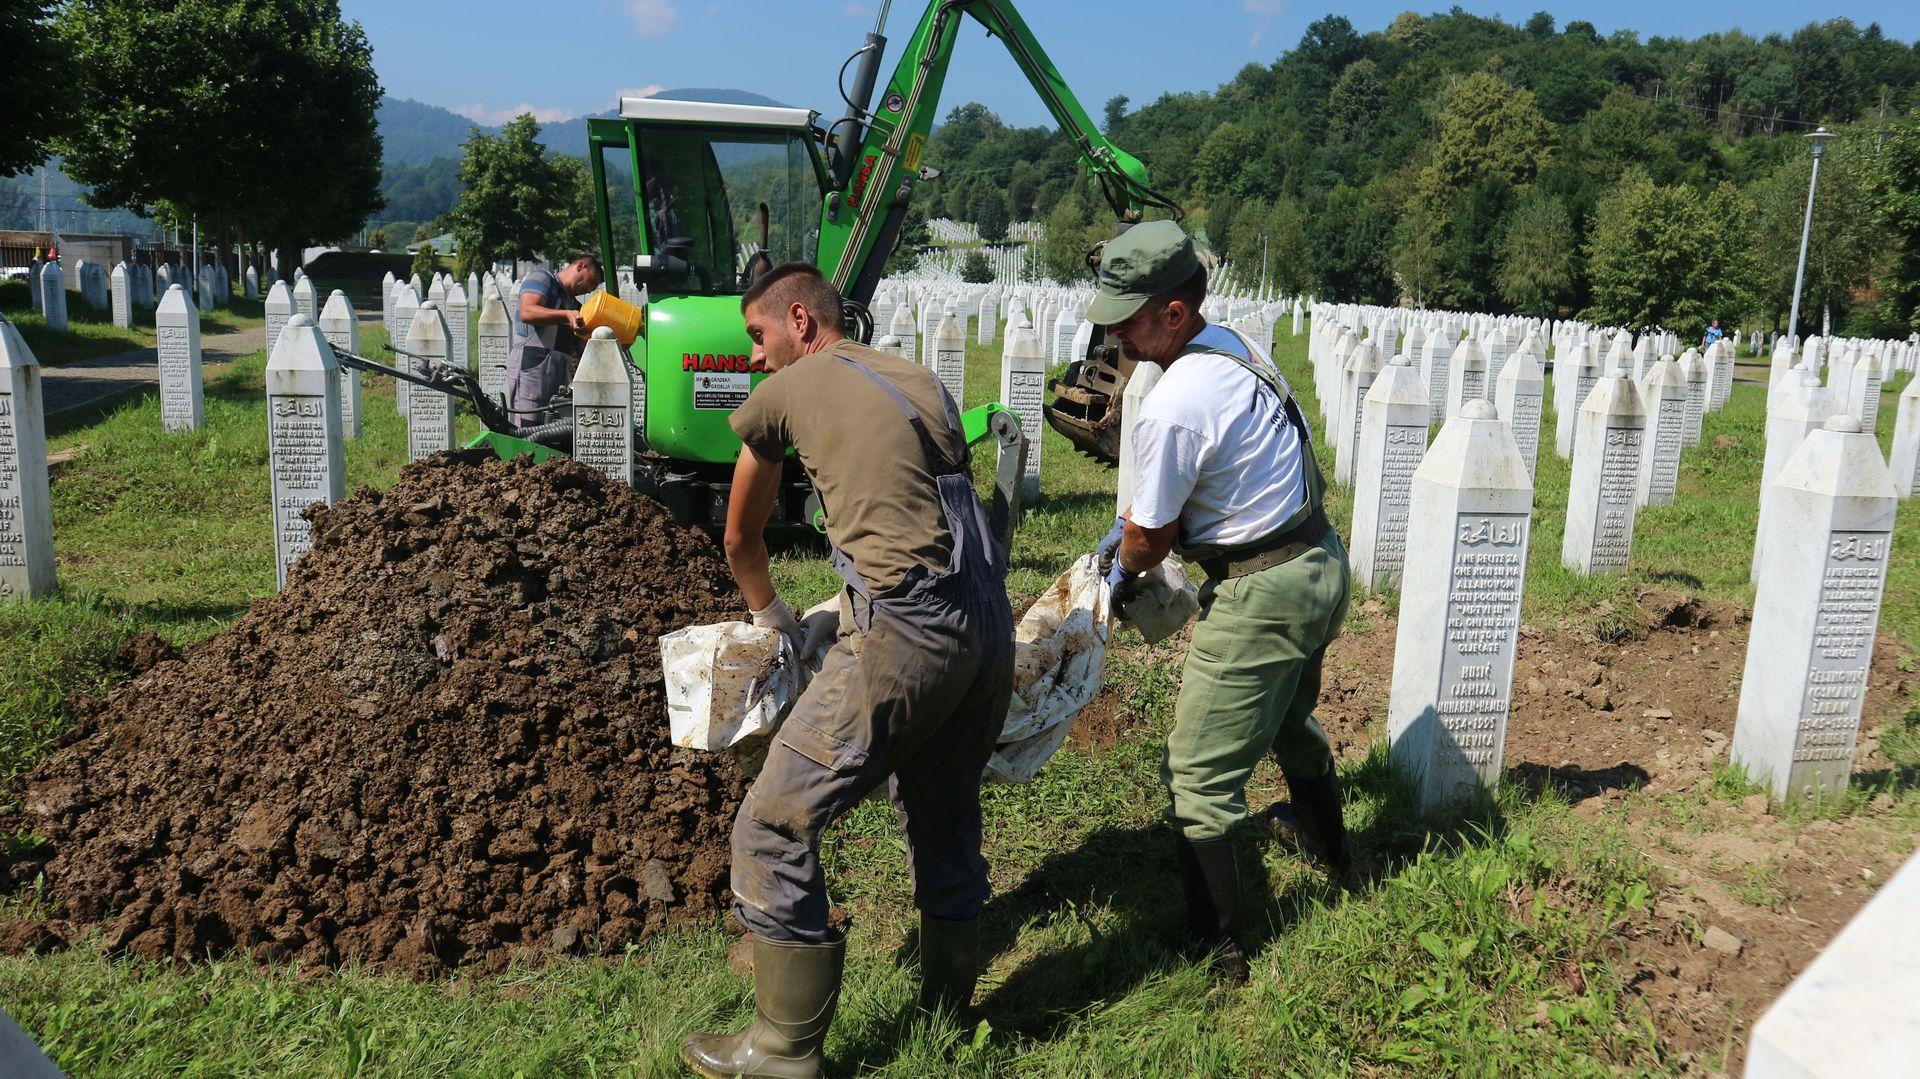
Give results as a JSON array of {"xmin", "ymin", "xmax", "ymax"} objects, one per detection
[{"xmin": 42, "ymin": 326, "xmax": 265, "ymax": 416}]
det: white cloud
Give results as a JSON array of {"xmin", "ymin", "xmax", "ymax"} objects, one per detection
[
  {"xmin": 843, "ymin": 2, "xmax": 874, "ymax": 15},
  {"xmin": 451, "ymin": 102, "xmax": 578, "ymax": 125},
  {"xmin": 1245, "ymin": 0, "xmax": 1282, "ymax": 47},
  {"xmin": 613, "ymin": 85, "xmax": 667, "ymax": 107},
  {"xmin": 623, "ymin": 0, "xmax": 679, "ymax": 38}
]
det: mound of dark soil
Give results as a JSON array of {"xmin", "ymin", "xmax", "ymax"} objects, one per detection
[{"xmin": 1, "ymin": 452, "xmax": 749, "ymax": 977}]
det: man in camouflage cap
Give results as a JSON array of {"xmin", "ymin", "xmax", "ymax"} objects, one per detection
[{"xmin": 1090, "ymin": 220, "xmax": 1351, "ymax": 982}]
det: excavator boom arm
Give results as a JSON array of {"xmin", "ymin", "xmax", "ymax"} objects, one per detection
[{"xmin": 816, "ymin": 0, "xmax": 1176, "ymax": 308}]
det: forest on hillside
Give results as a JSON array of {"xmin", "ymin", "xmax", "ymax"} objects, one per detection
[{"xmin": 911, "ymin": 11, "xmax": 1920, "ymax": 338}]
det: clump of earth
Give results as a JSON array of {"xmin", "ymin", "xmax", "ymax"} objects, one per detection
[{"xmin": 1, "ymin": 451, "xmax": 749, "ymax": 977}]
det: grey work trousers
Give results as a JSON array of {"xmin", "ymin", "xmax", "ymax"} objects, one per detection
[{"xmin": 730, "ymin": 583, "xmax": 1014, "ymax": 943}]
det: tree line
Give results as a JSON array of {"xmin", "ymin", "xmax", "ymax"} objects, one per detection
[{"xmin": 915, "ymin": 11, "xmax": 1920, "ymax": 338}]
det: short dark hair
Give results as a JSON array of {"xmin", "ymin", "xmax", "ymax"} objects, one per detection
[
  {"xmin": 1152, "ymin": 264, "xmax": 1207, "ymax": 316},
  {"xmin": 570, "ymin": 254, "xmax": 604, "ymax": 278},
  {"xmin": 741, "ymin": 262, "xmax": 844, "ymax": 330}
]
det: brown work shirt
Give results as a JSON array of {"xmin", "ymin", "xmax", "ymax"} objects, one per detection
[{"xmin": 729, "ymin": 340, "xmax": 965, "ymax": 593}]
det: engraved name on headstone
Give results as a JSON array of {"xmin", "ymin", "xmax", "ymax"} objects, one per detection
[
  {"xmin": 571, "ymin": 327, "xmax": 634, "ymax": 484},
  {"xmin": 154, "ymin": 284, "xmax": 205, "ymax": 431},
  {"xmin": 1562, "ymin": 374, "xmax": 1644, "ymax": 574},
  {"xmin": 0, "ymin": 322, "xmax": 57, "ymax": 600},
  {"xmin": 265, "ymin": 315, "xmax": 346, "ymax": 589}
]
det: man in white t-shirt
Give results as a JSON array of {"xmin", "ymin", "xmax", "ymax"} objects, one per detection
[{"xmin": 1087, "ymin": 221, "xmax": 1352, "ymax": 983}]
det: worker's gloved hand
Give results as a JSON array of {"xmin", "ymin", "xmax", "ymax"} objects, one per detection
[
  {"xmin": 1108, "ymin": 568, "xmax": 1147, "ymax": 610},
  {"xmin": 1094, "ymin": 517, "xmax": 1126, "ymax": 577},
  {"xmin": 797, "ymin": 606, "xmax": 841, "ymax": 666},
  {"xmin": 749, "ymin": 597, "xmax": 805, "ymax": 654}
]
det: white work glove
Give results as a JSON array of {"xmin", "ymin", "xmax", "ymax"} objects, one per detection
[{"xmin": 749, "ymin": 596, "xmax": 804, "ymax": 654}]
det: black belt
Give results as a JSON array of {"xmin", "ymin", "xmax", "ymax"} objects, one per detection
[{"xmin": 1197, "ymin": 506, "xmax": 1331, "ymax": 581}]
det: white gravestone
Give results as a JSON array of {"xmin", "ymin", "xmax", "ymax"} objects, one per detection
[
  {"xmin": 392, "ymin": 284, "xmax": 420, "ymax": 413},
  {"xmin": 1889, "ymin": 376, "xmax": 1920, "ymax": 499},
  {"xmin": 154, "ymin": 284, "xmax": 205, "ymax": 432},
  {"xmin": 932, "ymin": 310, "xmax": 966, "ymax": 406},
  {"xmin": 292, "ymin": 275, "xmax": 317, "ymax": 323},
  {"xmin": 571, "ymin": 327, "xmax": 634, "ymax": 485},
  {"xmin": 110, "ymin": 263, "xmax": 132, "ymax": 329},
  {"xmin": 1562, "ymin": 374, "xmax": 1645, "ymax": 574},
  {"xmin": 1493, "ymin": 348, "xmax": 1544, "ymax": 485},
  {"xmin": 405, "ymin": 301, "xmax": 454, "ymax": 461},
  {"xmin": 317, "ymin": 290, "xmax": 362, "ymax": 438},
  {"xmin": 1845, "ymin": 355, "xmax": 1882, "ymax": 434},
  {"xmin": 197, "ymin": 267, "xmax": 213, "ymax": 312},
  {"xmin": 1708, "ymin": 339, "xmax": 1735, "ymax": 410},
  {"xmin": 1746, "ymin": 851, "xmax": 1920, "ymax": 1078},
  {"xmin": 874, "ymin": 334, "xmax": 903, "ymax": 360},
  {"xmin": 27, "ymin": 259, "xmax": 43, "ymax": 314},
  {"xmin": 446, "ymin": 283, "xmax": 470, "ymax": 374},
  {"xmin": 1422, "ymin": 326, "xmax": 1452, "ymax": 424},
  {"xmin": 1678, "ymin": 349, "xmax": 1709, "ymax": 448},
  {"xmin": 265, "ymin": 315, "xmax": 346, "ymax": 589},
  {"xmin": 889, "ymin": 303, "xmax": 918, "ymax": 366},
  {"xmin": 1335, "ymin": 341, "xmax": 1383, "ymax": 487},
  {"xmin": 39, "ymin": 260, "xmax": 66, "ymax": 333},
  {"xmin": 1732, "ymin": 416, "xmax": 1896, "ymax": 802},
  {"xmin": 1753, "ymin": 367, "xmax": 1830, "ymax": 581},
  {"xmin": 476, "ymin": 290, "xmax": 511, "ymax": 400},
  {"xmin": 215, "ymin": 263, "xmax": 229, "ymax": 305},
  {"xmin": 0, "ymin": 322, "xmax": 56, "ymax": 600},
  {"xmin": 1350, "ymin": 354, "xmax": 1430, "ymax": 590},
  {"xmin": 1554, "ymin": 341, "xmax": 1599, "ymax": 460},
  {"xmin": 244, "ymin": 264, "xmax": 259, "ymax": 301},
  {"xmin": 381, "ymin": 271, "xmax": 396, "ymax": 335},
  {"xmin": 1635, "ymin": 358, "xmax": 1688, "ymax": 508},
  {"xmin": 999, "ymin": 316, "xmax": 1046, "ymax": 501},
  {"xmin": 976, "ymin": 293, "xmax": 996, "ymax": 345},
  {"xmin": 1445, "ymin": 335, "xmax": 1488, "ymax": 419},
  {"xmin": 1387, "ymin": 400, "xmax": 1534, "ymax": 814},
  {"xmin": 264, "ymin": 280, "xmax": 295, "ymax": 362}
]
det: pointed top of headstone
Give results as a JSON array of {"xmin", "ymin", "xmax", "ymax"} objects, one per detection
[
  {"xmin": 1, "ymin": 318, "xmax": 41, "ymax": 369},
  {"xmin": 288, "ymin": 313, "xmax": 315, "ymax": 329},
  {"xmin": 1827, "ymin": 414, "xmax": 1861, "ymax": 434},
  {"xmin": 1460, "ymin": 399, "xmax": 1496, "ymax": 421},
  {"xmin": 591, "ymin": 325, "xmax": 614, "ymax": 340}
]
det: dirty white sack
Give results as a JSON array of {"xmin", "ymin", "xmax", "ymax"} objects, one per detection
[
  {"xmin": 1116, "ymin": 558, "xmax": 1200, "ymax": 645},
  {"xmin": 987, "ymin": 554, "xmax": 1113, "ymax": 783},
  {"xmin": 662, "ymin": 599, "xmax": 839, "ymax": 751}
]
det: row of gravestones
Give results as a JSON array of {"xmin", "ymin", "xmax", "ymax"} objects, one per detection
[
  {"xmin": 1293, "ymin": 301, "xmax": 1918, "ymax": 812},
  {"xmin": 26, "ymin": 255, "xmax": 267, "ymax": 335}
]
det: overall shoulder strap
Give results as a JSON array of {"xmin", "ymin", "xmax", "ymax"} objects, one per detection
[
  {"xmin": 830, "ymin": 352, "xmax": 969, "ymax": 476},
  {"xmin": 1176, "ymin": 329, "xmax": 1327, "ymax": 524}
]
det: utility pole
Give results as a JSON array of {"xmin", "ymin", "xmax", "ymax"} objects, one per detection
[{"xmin": 1786, "ymin": 126, "xmax": 1832, "ymax": 345}]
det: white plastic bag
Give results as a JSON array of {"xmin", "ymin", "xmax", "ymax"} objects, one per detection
[
  {"xmin": 987, "ymin": 555, "xmax": 1112, "ymax": 783},
  {"xmin": 1115, "ymin": 558, "xmax": 1201, "ymax": 645},
  {"xmin": 662, "ymin": 599, "xmax": 839, "ymax": 752},
  {"xmin": 662, "ymin": 621, "xmax": 798, "ymax": 751}
]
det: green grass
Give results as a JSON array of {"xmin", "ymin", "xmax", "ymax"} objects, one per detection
[
  {"xmin": 2, "ymin": 280, "xmax": 265, "ymax": 367},
  {"xmin": 0, "ymin": 320, "xmax": 1913, "ymax": 1075}
]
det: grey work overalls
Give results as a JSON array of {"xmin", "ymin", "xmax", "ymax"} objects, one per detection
[
  {"xmin": 729, "ymin": 354, "xmax": 1016, "ymax": 944},
  {"xmin": 505, "ymin": 268, "xmax": 579, "ymax": 423}
]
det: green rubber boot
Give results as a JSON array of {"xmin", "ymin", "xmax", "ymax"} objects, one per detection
[
  {"xmin": 681, "ymin": 934, "xmax": 845, "ymax": 1079},
  {"xmin": 915, "ymin": 914, "xmax": 980, "ymax": 1016}
]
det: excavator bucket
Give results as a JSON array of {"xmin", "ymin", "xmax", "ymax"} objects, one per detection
[{"xmin": 1043, "ymin": 337, "xmax": 1134, "ymax": 467}]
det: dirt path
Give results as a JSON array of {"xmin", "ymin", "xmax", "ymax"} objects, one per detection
[{"xmin": 41, "ymin": 326, "xmax": 265, "ymax": 416}]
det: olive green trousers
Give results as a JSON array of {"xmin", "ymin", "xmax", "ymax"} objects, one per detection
[{"xmin": 1163, "ymin": 531, "xmax": 1352, "ymax": 840}]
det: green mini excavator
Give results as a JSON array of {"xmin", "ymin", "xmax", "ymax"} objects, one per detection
[{"xmin": 421, "ymin": 0, "xmax": 1171, "ymax": 529}]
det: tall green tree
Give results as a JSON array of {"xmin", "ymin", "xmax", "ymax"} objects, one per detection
[
  {"xmin": 1873, "ymin": 108, "xmax": 1920, "ymax": 333},
  {"xmin": 1747, "ymin": 129, "xmax": 1876, "ymax": 332},
  {"xmin": 1584, "ymin": 170, "xmax": 1757, "ymax": 329},
  {"xmin": 1, "ymin": 2, "xmax": 64, "ymax": 177},
  {"xmin": 446, "ymin": 116, "xmax": 585, "ymax": 270},
  {"xmin": 1495, "ymin": 193, "xmax": 1578, "ymax": 315},
  {"xmin": 54, "ymin": 0, "xmax": 383, "ymax": 279}
]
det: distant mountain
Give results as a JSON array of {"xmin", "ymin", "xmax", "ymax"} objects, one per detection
[{"xmin": 375, "ymin": 88, "xmax": 791, "ymax": 167}]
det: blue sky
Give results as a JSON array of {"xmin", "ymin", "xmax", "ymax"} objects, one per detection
[{"xmin": 346, "ymin": 1, "xmax": 1919, "ymax": 129}]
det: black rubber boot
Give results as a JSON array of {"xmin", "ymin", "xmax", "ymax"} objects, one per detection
[
  {"xmin": 915, "ymin": 914, "xmax": 980, "ymax": 1016},
  {"xmin": 1281, "ymin": 767, "xmax": 1349, "ymax": 876},
  {"xmin": 681, "ymin": 934, "xmax": 845, "ymax": 1078},
  {"xmin": 1176, "ymin": 835, "xmax": 1249, "ymax": 985}
]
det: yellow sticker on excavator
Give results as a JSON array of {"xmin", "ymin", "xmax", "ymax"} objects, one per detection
[{"xmin": 903, "ymin": 133, "xmax": 924, "ymax": 172}]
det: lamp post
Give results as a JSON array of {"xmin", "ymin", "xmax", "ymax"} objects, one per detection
[{"xmin": 1786, "ymin": 125, "xmax": 1833, "ymax": 346}]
